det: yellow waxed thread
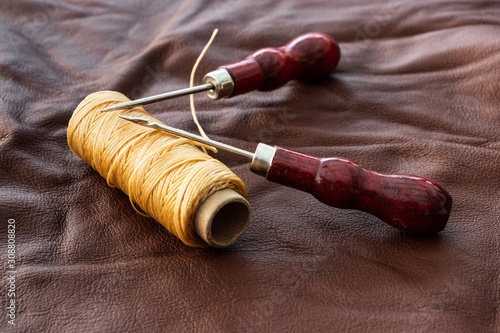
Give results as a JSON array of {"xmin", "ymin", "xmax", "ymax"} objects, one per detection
[
  {"xmin": 67, "ymin": 91, "xmax": 247, "ymax": 247},
  {"xmin": 190, "ymin": 28, "xmax": 218, "ymax": 139}
]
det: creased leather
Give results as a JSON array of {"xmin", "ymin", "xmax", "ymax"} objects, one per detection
[{"xmin": 0, "ymin": 0, "xmax": 499, "ymax": 332}]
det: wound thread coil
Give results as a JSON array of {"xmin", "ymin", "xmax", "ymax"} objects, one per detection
[{"xmin": 67, "ymin": 91, "xmax": 249, "ymax": 247}]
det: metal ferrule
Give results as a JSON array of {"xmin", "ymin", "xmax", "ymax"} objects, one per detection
[
  {"xmin": 250, "ymin": 143, "xmax": 276, "ymax": 177},
  {"xmin": 203, "ymin": 68, "xmax": 235, "ymax": 100}
]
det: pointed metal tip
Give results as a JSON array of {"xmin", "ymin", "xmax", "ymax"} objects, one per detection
[
  {"xmin": 101, "ymin": 105, "xmax": 121, "ymax": 112},
  {"xmin": 118, "ymin": 115, "xmax": 150, "ymax": 125},
  {"xmin": 101, "ymin": 101, "xmax": 137, "ymax": 112},
  {"xmin": 101, "ymin": 83, "xmax": 214, "ymax": 112}
]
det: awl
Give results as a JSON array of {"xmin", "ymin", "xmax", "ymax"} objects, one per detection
[
  {"xmin": 119, "ymin": 115, "xmax": 452, "ymax": 235},
  {"xmin": 102, "ymin": 32, "xmax": 340, "ymax": 112}
]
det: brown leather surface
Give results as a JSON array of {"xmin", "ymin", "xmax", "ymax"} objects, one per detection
[{"xmin": 1, "ymin": 0, "xmax": 499, "ymax": 332}]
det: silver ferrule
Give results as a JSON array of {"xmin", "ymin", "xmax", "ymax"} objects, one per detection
[
  {"xmin": 250, "ymin": 143, "xmax": 276, "ymax": 177},
  {"xmin": 203, "ymin": 68, "xmax": 235, "ymax": 100}
]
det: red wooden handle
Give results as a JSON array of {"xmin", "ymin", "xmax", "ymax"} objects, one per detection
[
  {"xmin": 221, "ymin": 32, "xmax": 340, "ymax": 97},
  {"xmin": 266, "ymin": 147, "xmax": 452, "ymax": 234}
]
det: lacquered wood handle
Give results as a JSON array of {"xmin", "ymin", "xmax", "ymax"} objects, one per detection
[
  {"xmin": 221, "ymin": 32, "xmax": 340, "ymax": 97},
  {"xmin": 266, "ymin": 147, "xmax": 452, "ymax": 234}
]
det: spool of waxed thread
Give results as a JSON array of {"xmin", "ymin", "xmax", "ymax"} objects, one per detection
[{"xmin": 67, "ymin": 91, "xmax": 251, "ymax": 248}]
